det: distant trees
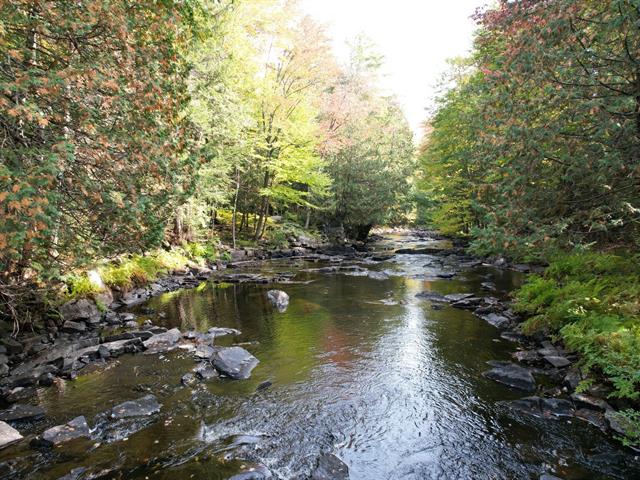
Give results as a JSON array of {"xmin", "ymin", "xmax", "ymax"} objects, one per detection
[{"xmin": 419, "ymin": 0, "xmax": 640, "ymax": 259}]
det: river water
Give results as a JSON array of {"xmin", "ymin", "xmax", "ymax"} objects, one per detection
[{"xmin": 2, "ymin": 233, "xmax": 639, "ymax": 479}]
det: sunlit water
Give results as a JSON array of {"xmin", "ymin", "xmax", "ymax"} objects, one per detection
[{"xmin": 2, "ymin": 234, "xmax": 639, "ymax": 479}]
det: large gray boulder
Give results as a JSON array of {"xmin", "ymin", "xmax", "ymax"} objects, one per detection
[
  {"xmin": 211, "ymin": 347, "xmax": 259, "ymax": 380},
  {"xmin": 143, "ymin": 328, "xmax": 181, "ymax": 352},
  {"xmin": 0, "ymin": 421, "xmax": 22, "ymax": 449},
  {"xmin": 59, "ymin": 299, "xmax": 100, "ymax": 322},
  {"xmin": 483, "ymin": 362, "xmax": 536, "ymax": 392}
]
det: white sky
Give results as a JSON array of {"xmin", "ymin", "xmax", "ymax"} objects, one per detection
[{"xmin": 300, "ymin": 0, "xmax": 488, "ymax": 139}]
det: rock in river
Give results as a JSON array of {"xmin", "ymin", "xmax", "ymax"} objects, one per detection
[
  {"xmin": 228, "ymin": 465, "xmax": 273, "ymax": 480},
  {"xmin": 211, "ymin": 347, "xmax": 259, "ymax": 380},
  {"xmin": 483, "ymin": 362, "xmax": 536, "ymax": 392},
  {"xmin": 311, "ymin": 453, "xmax": 349, "ymax": 480},
  {"xmin": 111, "ymin": 394, "xmax": 161, "ymax": 419},
  {"xmin": 143, "ymin": 328, "xmax": 181, "ymax": 352},
  {"xmin": 0, "ymin": 420, "xmax": 22, "ymax": 449},
  {"xmin": 267, "ymin": 289, "xmax": 289, "ymax": 311},
  {"xmin": 34, "ymin": 416, "xmax": 90, "ymax": 447},
  {"xmin": 0, "ymin": 404, "xmax": 45, "ymax": 423}
]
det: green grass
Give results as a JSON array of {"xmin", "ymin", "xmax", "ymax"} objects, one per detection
[{"xmin": 514, "ymin": 252, "xmax": 640, "ymax": 402}]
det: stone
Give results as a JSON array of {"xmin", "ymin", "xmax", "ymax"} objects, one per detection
[
  {"xmin": 570, "ymin": 393, "xmax": 611, "ymax": 412},
  {"xmin": 181, "ymin": 373, "xmax": 197, "ymax": 387},
  {"xmin": 483, "ymin": 363, "xmax": 536, "ymax": 392},
  {"xmin": 207, "ymin": 327, "xmax": 241, "ymax": 337},
  {"xmin": 540, "ymin": 475, "xmax": 563, "ymax": 480},
  {"xmin": 368, "ymin": 271, "xmax": 390, "ymax": 280},
  {"xmin": 506, "ymin": 396, "xmax": 542, "ymax": 416},
  {"xmin": 444, "ymin": 293, "xmax": 474, "ymax": 303},
  {"xmin": 35, "ymin": 416, "xmax": 90, "ymax": 446},
  {"xmin": 0, "ymin": 404, "xmax": 45, "ymax": 423},
  {"xmin": 111, "ymin": 394, "xmax": 161, "ymax": 419},
  {"xmin": 3, "ymin": 386, "xmax": 37, "ymax": 403},
  {"xmin": 415, "ymin": 291, "xmax": 446, "ymax": 302},
  {"xmin": 120, "ymin": 288, "xmax": 149, "ymax": 306},
  {"xmin": 266, "ymin": 290, "xmax": 290, "ymax": 311},
  {"xmin": 575, "ymin": 409, "xmax": 607, "ymax": 430},
  {"xmin": 0, "ymin": 421, "xmax": 22, "ymax": 449},
  {"xmin": 563, "ymin": 368, "xmax": 583, "ymax": 390},
  {"xmin": 544, "ymin": 356, "xmax": 572, "ymax": 368},
  {"xmin": 478, "ymin": 313, "xmax": 510, "ymax": 329},
  {"xmin": 513, "ymin": 350, "xmax": 540, "ymax": 365},
  {"xmin": 436, "ymin": 272, "xmax": 455, "ymax": 279},
  {"xmin": 195, "ymin": 345, "xmax": 214, "ymax": 359},
  {"xmin": 540, "ymin": 398, "xmax": 574, "ymax": 418},
  {"xmin": 481, "ymin": 281, "xmax": 497, "ymax": 291},
  {"xmin": 143, "ymin": 328, "xmax": 181, "ymax": 351},
  {"xmin": 211, "ymin": 347, "xmax": 259, "ymax": 380},
  {"xmin": 311, "ymin": 453, "xmax": 349, "ymax": 480},
  {"xmin": 59, "ymin": 298, "xmax": 100, "ymax": 322},
  {"xmin": 228, "ymin": 465, "xmax": 272, "ymax": 480},
  {"xmin": 194, "ymin": 364, "xmax": 217, "ymax": 381},
  {"xmin": 500, "ymin": 331, "xmax": 526, "ymax": 343},
  {"xmin": 0, "ymin": 337, "xmax": 23, "ymax": 355},
  {"xmin": 57, "ymin": 467, "xmax": 87, "ymax": 480},
  {"xmin": 256, "ymin": 380, "xmax": 273, "ymax": 391},
  {"xmin": 61, "ymin": 321, "xmax": 86, "ymax": 334}
]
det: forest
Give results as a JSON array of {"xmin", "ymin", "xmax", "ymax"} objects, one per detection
[{"xmin": 1, "ymin": 0, "xmax": 640, "ymax": 469}]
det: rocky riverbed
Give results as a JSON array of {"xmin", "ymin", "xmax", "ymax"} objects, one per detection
[{"xmin": 0, "ymin": 231, "xmax": 638, "ymax": 479}]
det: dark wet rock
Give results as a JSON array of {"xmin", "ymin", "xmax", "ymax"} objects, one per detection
[
  {"xmin": 124, "ymin": 320, "xmax": 138, "ymax": 329},
  {"xmin": 570, "ymin": 393, "xmax": 611, "ymax": 412},
  {"xmin": 0, "ymin": 337, "xmax": 23, "ymax": 355},
  {"xmin": 59, "ymin": 298, "xmax": 100, "ymax": 322},
  {"xmin": 604, "ymin": 409, "xmax": 639, "ymax": 438},
  {"xmin": 395, "ymin": 247, "xmax": 447, "ymax": 255},
  {"xmin": 563, "ymin": 368, "xmax": 584, "ymax": 390},
  {"xmin": 500, "ymin": 331, "xmax": 526, "ymax": 343},
  {"xmin": 256, "ymin": 380, "xmax": 273, "ymax": 391},
  {"xmin": 312, "ymin": 453, "xmax": 349, "ymax": 480},
  {"xmin": 544, "ymin": 355, "xmax": 572, "ymax": 368},
  {"xmin": 0, "ymin": 404, "xmax": 45, "ymax": 423},
  {"xmin": 513, "ymin": 350, "xmax": 540, "ymax": 365},
  {"xmin": 195, "ymin": 344, "xmax": 215, "ymax": 359},
  {"xmin": 111, "ymin": 394, "xmax": 161, "ymax": 419},
  {"xmin": 0, "ymin": 420, "xmax": 22, "ymax": 449},
  {"xmin": 444, "ymin": 293, "xmax": 474, "ymax": 303},
  {"xmin": 143, "ymin": 328, "xmax": 181, "ymax": 352},
  {"xmin": 102, "ymin": 338, "xmax": 144, "ymax": 357},
  {"xmin": 436, "ymin": 272, "xmax": 455, "ymax": 279},
  {"xmin": 540, "ymin": 398, "xmax": 574, "ymax": 418},
  {"xmin": 217, "ymin": 273, "xmax": 270, "ymax": 284},
  {"xmin": 194, "ymin": 363, "xmax": 217, "ymax": 380},
  {"xmin": 2, "ymin": 386, "xmax": 37, "ymax": 403},
  {"xmin": 452, "ymin": 297, "xmax": 483, "ymax": 310},
  {"xmin": 181, "ymin": 373, "xmax": 197, "ymax": 387},
  {"xmin": 60, "ymin": 320, "xmax": 87, "ymax": 334},
  {"xmin": 208, "ymin": 327, "xmax": 241, "ymax": 337},
  {"xmin": 228, "ymin": 465, "xmax": 273, "ymax": 480},
  {"xmin": 267, "ymin": 289, "xmax": 289, "ymax": 311},
  {"xmin": 478, "ymin": 313, "xmax": 510, "ymax": 329},
  {"xmin": 506, "ymin": 396, "xmax": 542, "ymax": 416},
  {"xmin": 540, "ymin": 474, "xmax": 563, "ymax": 480},
  {"xmin": 211, "ymin": 347, "xmax": 259, "ymax": 380},
  {"xmin": 57, "ymin": 467, "xmax": 87, "ymax": 480},
  {"xmin": 415, "ymin": 291, "xmax": 446, "ymax": 302},
  {"xmin": 575, "ymin": 409, "xmax": 607, "ymax": 430},
  {"xmin": 120, "ymin": 288, "xmax": 149, "ymax": 306},
  {"xmin": 484, "ymin": 362, "xmax": 536, "ymax": 392},
  {"xmin": 2, "ymin": 364, "xmax": 58, "ymax": 388},
  {"xmin": 34, "ymin": 416, "xmax": 90, "ymax": 447}
]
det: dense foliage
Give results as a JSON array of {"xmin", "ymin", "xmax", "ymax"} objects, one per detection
[
  {"xmin": 0, "ymin": 0, "xmax": 414, "ymax": 324},
  {"xmin": 418, "ymin": 0, "xmax": 640, "ymax": 259}
]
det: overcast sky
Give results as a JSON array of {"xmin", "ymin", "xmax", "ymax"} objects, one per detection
[{"xmin": 300, "ymin": 0, "xmax": 488, "ymax": 139}]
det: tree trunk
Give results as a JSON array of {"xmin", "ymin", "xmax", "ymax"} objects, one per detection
[
  {"xmin": 253, "ymin": 169, "xmax": 270, "ymax": 241},
  {"xmin": 231, "ymin": 167, "xmax": 240, "ymax": 249}
]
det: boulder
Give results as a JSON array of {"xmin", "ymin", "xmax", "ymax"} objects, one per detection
[
  {"xmin": 311, "ymin": 453, "xmax": 349, "ymax": 480},
  {"xmin": 0, "ymin": 421, "xmax": 22, "ymax": 449},
  {"xmin": 540, "ymin": 398, "xmax": 574, "ymax": 418},
  {"xmin": 228, "ymin": 465, "xmax": 273, "ymax": 480},
  {"xmin": 59, "ymin": 299, "xmax": 100, "ymax": 322},
  {"xmin": 143, "ymin": 328, "xmax": 181, "ymax": 352},
  {"xmin": 368, "ymin": 271, "xmax": 390, "ymax": 280},
  {"xmin": 444, "ymin": 293, "xmax": 474, "ymax": 303},
  {"xmin": 478, "ymin": 313, "xmax": 510, "ymax": 329},
  {"xmin": 195, "ymin": 345, "xmax": 214, "ymax": 359},
  {"xmin": 211, "ymin": 347, "xmax": 259, "ymax": 380},
  {"xmin": 543, "ymin": 355, "xmax": 572, "ymax": 368},
  {"xmin": 575, "ymin": 409, "xmax": 607, "ymax": 430},
  {"xmin": 61, "ymin": 321, "xmax": 87, "ymax": 334},
  {"xmin": 207, "ymin": 327, "xmax": 241, "ymax": 337},
  {"xmin": 483, "ymin": 362, "xmax": 536, "ymax": 392},
  {"xmin": 0, "ymin": 337, "xmax": 23, "ymax": 355},
  {"xmin": 194, "ymin": 363, "xmax": 217, "ymax": 381},
  {"xmin": 0, "ymin": 404, "xmax": 45, "ymax": 423},
  {"xmin": 181, "ymin": 373, "xmax": 197, "ymax": 388},
  {"xmin": 570, "ymin": 393, "xmax": 611, "ymax": 412},
  {"xmin": 35, "ymin": 416, "xmax": 90, "ymax": 447},
  {"xmin": 111, "ymin": 394, "xmax": 161, "ymax": 419},
  {"xmin": 266, "ymin": 290, "xmax": 289, "ymax": 311}
]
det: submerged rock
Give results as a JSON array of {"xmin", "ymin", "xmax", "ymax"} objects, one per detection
[
  {"xmin": 34, "ymin": 416, "xmax": 90, "ymax": 447},
  {"xmin": 267, "ymin": 290, "xmax": 290, "ymax": 311},
  {"xmin": 0, "ymin": 420, "xmax": 22, "ymax": 449},
  {"xmin": 194, "ymin": 363, "xmax": 218, "ymax": 380},
  {"xmin": 484, "ymin": 362, "xmax": 536, "ymax": 392},
  {"xmin": 0, "ymin": 404, "xmax": 45, "ymax": 423},
  {"xmin": 111, "ymin": 394, "xmax": 161, "ymax": 419},
  {"xmin": 228, "ymin": 465, "xmax": 272, "ymax": 480},
  {"xmin": 181, "ymin": 373, "xmax": 197, "ymax": 388},
  {"xmin": 195, "ymin": 344, "xmax": 215, "ymax": 359},
  {"xmin": 207, "ymin": 327, "xmax": 241, "ymax": 337},
  {"xmin": 311, "ymin": 453, "xmax": 349, "ymax": 480},
  {"xmin": 478, "ymin": 313, "xmax": 510, "ymax": 329},
  {"xmin": 211, "ymin": 347, "xmax": 259, "ymax": 380},
  {"xmin": 142, "ymin": 328, "xmax": 181, "ymax": 352}
]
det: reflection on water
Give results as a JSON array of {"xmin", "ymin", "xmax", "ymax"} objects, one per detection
[{"xmin": 1, "ymin": 235, "xmax": 639, "ymax": 479}]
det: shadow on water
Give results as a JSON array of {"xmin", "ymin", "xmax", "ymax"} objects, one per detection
[{"xmin": 2, "ymin": 233, "xmax": 639, "ymax": 479}]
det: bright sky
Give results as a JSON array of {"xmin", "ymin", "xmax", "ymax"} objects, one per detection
[{"xmin": 300, "ymin": 0, "xmax": 488, "ymax": 140}]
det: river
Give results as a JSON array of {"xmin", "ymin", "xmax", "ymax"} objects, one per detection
[{"xmin": 1, "ymin": 232, "xmax": 638, "ymax": 479}]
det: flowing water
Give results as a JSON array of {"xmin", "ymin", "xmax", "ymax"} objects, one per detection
[{"xmin": 2, "ymin": 233, "xmax": 639, "ymax": 479}]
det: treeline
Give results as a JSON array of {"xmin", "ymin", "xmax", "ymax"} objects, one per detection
[
  {"xmin": 0, "ymin": 1, "xmax": 414, "ymax": 319},
  {"xmin": 418, "ymin": 0, "xmax": 640, "ymax": 261}
]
